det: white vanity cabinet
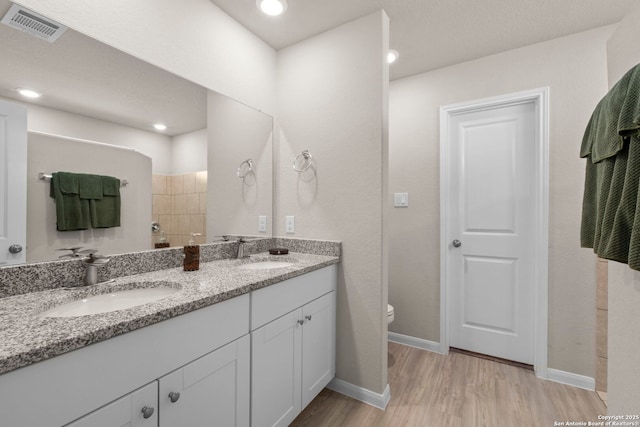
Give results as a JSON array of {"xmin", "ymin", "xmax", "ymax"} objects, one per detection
[
  {"xmin": 66, "ymin": 382, "xmax": 159, "ymax": 427},
  {"xmin": 0, "ymin": 294, "xmax": 250, "ymax": 427},
  {"xmin": 158, "ymin": 335, "xmax": 250, "ymax": 427},
  {"xmin": 65, "ymin": 335, "xmax": 250, "ymax": 427},
  {"xmin": 250, "ymin": 265, "xmax": 337, "ymax": 427}
]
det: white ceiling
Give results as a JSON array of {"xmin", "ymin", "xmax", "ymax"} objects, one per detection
[
  {"xmin": 211, "ymin": 0, "xmax": 636, "ymax": 80},
  {"xmin": 0, "ymin": 0, "xmax": 207, "ymax": 136}
]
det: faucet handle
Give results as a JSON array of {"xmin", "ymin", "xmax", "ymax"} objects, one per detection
[
  {"xmin": 83, "ymin": 252, "xmax": 110, "ymax": 265},
  {"xmin": 58, "ymin": 247, "xmax": 97, "ymax": 259}
]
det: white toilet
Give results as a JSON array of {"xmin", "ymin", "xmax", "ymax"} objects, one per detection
[{"xmin": 387, "ymin": 304, "xmax": 395, "ymax": 324}]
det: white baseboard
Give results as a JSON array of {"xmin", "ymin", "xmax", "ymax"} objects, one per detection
[
  {"xmin": 388, "ymin": 332, "xmax": 445, "ymax": 354},
  {"xmin": 545, "ymin": 368, "xmax": 595, "ymax": 391},
  {"xmin": 327, "ymin": 378, "xmax": 391, "ymax": 410}
]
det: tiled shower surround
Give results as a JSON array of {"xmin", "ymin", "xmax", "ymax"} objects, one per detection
[
  {"xmin": 0, "ymin": 238, "xmax": 341, "ymax": 298},
  {"xmin": 152, "ymin": 172, "xmax": 207, "ymax": 248}
]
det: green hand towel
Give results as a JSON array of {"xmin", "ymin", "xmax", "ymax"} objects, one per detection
[
  {"xmin": 90, "ymin": 175, "xmax": 121, "ymax": 228},
  {"xmin": 50, "ymin": 172, "xmax": 91, "ymax": 231},
  {"xmin": 78, "ymin": 173, "xmax": 104, "ymax": 200},
  {"xmin": 581, "ymin": 63, "xmax": 640, "ymax": 270},
  {"xmin": 101, "ymin": 175, "xmax": 120, "ymax": 196}
]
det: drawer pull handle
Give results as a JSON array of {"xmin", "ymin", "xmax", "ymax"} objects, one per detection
[
  {"xmin": 169, "ymin": 391, "xmax": 181, "ymax": 403},
  {"xmin": 141, "ymin": 406, "xmax": 154, "ymax": 419},
  {"xmin": 305, "ymin": 315, "xmax": 312, "ymax": 322},
  {"xmin": 297, "ymin": 319, "xmax": 305, "ymax": 326}
]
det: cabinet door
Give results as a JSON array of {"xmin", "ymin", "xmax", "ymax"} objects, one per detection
[
  {"xmin": 159, "ymin": 334, "xmax": 250, "ymax": 427},
  {"xmin": 65, "ymin": 381, "xmax": 158, "ymax": 427},
  {"xmin": 251, "ymin": 309, "xmax": 302, "ymax": 427},
  {"xmin": 301, "ymin": 291, "xmax": 336, "ymax": 407}
]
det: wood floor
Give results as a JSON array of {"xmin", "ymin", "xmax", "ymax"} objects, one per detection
[{"xmin": 291, "ymin": 342, "xmax": 606, "ymax": 427}]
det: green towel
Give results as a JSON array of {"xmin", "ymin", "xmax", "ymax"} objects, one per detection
[
  {"xmin": 78, "ymin": 173, "xmax": 103, "ymax": 200},
  {"xmin": 101, "ymin": 175, "xmax": 120, "ymax": 196},
  {"xmin": 50, "ymin": 172, "xmax": 91, "ymax": 231},
  {"xmin": 581, "ymin": 63, "xmax": 640, "ymax": 269},
  {"xmin": 580, "ymin": 64, "xmax": 640, "ymax": 162},
  {"xmin": 90, "ymin": 175, "xmax": 121, "ymax": 228}
]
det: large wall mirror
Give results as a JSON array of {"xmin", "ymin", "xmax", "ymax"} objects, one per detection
[{"xmin": 0, "ymin": 0, "xmax": 273, "ymax": 264}]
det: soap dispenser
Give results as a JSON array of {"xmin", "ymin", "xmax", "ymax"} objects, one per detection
[{"xmin": 183, "ymin": 233, "xmax": 202, "ymax": 271}]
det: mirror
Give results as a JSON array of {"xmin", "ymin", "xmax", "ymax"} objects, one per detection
[{"xmin": 0, "ymin": 0, "xmax": 273, "ymax": 263}]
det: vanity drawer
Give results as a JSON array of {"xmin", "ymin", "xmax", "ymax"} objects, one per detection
[{"xmin": 251, "ymin": 264, "xmax": 337, "ymax": 330}]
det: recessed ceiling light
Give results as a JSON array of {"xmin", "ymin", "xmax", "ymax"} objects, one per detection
[
  {"xmin": 153, "ymin": 123, "xmax": 167, "ymax": 131},
  {"xmin": 387, "ymin": 49, "xmax": 399, "ymax": 64},
  {"xmin": 256, "ymin": 0, "xmax": 287, "ymax": 16},
  {"xmin": 17, "ymin": 88, "xmax": 41, "ymax": 98}
]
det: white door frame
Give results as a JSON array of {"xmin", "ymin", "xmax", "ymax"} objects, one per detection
[{"xmin": 439, "ymin": 87, "xmax": 550, "ymax": 378}]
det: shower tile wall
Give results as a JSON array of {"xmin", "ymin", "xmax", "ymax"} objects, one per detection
[
  {"xmin": 152, "ymin": 172, "xmax": 207, "ymax": 247},
  {"xmin": 596, "ymin": 257, "xmax": 608, "ymax": 402}
]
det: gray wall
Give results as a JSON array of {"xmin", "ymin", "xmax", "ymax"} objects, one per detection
[{"xmin": 276, "ymin": 11, "xmax": 390, "ymax": 394}]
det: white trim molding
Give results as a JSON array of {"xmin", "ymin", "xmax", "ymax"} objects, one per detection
[
  {"xmin": 388, "ymin": 332, "xmax": 444, "ymax": 354},
  {"xmin": 327, "ymin": 378, "xmax": 391, "ymax": 410},
  {"xmin": 546, "ymin": 369, "xmax": 595, "ymax": 391},
  {"xmin": 439, "ymin": 87, "xmax": 550, "ymax": 373}
]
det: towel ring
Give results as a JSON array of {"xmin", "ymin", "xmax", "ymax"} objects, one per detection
[
  {"xmin": 237, "ymin": 159, "xmax": 254, "ymax": 178},
  {"xmin": 293, "ymin": 150, "xmax": 313, "ymax": 172}
]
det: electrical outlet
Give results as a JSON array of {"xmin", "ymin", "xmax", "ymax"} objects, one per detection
[
  {"xmin": 258, "ymin": 215, "xmax": 267, "ymax": 233},
  {"xmin": 285, "ymin": 216, "xmax": 295, "ymax": 233}
]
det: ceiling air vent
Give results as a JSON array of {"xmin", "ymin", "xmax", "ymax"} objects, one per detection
[{"xmin": 1, "ymin": 4, "xmax": 67, "ymax": 42}]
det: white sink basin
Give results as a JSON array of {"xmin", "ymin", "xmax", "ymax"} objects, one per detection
[
  {"xmin": 239, "ymin": 261, "xmax": 293, "ymax": 270},
  {"xmin": 41, "ymin": 286, "xmax": 180, "ymax": 318}
]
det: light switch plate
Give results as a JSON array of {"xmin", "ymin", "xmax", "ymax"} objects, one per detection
[
  {"xmin": 258, "ymin": 215, "xmax": 267, "ymax": 232},
  {"xmin": 285, "ymin": 216, "xmax": 295, "ymax": 233},
  {"xmin": 394, "ymin": 192, "xmax": 409, "ymax": 207}
]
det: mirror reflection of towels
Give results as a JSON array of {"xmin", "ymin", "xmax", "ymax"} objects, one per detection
[
  {"xmin": 78, "ymin": 173, "xmax": 103, "ymax": 200},
  {"xmin": 91, "ymin": 176, "xmax": 121, "ymax": 228},
  {"xmin": 51, "ymin": 172, "xmax": 121, "ymax": 230},
  {"xmin": 50, "ymin": 172, "xmax": 90, "ymax": 231}
]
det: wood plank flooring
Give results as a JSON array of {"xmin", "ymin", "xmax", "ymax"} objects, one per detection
[{"xmin": 291, "ymin": 342, "xmax": 606, "ymax": 427}]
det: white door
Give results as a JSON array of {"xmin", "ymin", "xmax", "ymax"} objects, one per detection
[
  {"xmin": 446, "ymin": 100, "xmax": 536, "ymax": 364},
  {"xmin": 0, "ymin": 99, "xmax": 27, "ymax": 265}
]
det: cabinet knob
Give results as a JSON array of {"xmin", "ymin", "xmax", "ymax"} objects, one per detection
[
  {"xmin": 305, "ymin": 315, "xmax": 312, "ymax": 322},
  {"xmin": 169, "ymin": 391, "xmax": 181, "ymax": 403},
  {"xmin": 297, "ymin": 319, "xmax": 305, "ymax": 326},
  {"xmin": 141, "ymin": 406, "xmax": 155, "ymax": 419}
]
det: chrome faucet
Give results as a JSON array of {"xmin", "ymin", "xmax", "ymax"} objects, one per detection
[
  {"xmin": 236, "ymin": 238, "xmax": 248, "ymax": 259},
  {"xmin": 82, "ymin": 253, "xmax": 110, "ymax": 285}
]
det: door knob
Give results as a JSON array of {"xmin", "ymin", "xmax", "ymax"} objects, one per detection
[
  {"xmin": 8, "ymin": 244, "xmax": 22, "ymax": 254},
  {"xmin": 452, "ymin": 240, "xmax": 462, "ymax": 248}
]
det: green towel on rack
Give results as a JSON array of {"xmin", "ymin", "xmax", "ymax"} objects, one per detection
[
  {"xmin": 78, "ymin": 173, "xmax": 103, "ymax": 200},
  {"xmin": 581, "ymin": 63, "xmax": 640, "ymax": 269},
  {"xmin": 50, "ymin": 172, "xmax": 91, "ymax": 231},
  {"xmin": 90, "ymin": 175, "xmax": 121, "ymax": 228}
]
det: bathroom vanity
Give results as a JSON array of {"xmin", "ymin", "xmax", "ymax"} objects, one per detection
[{"xmin": 0, "ymin": 251, "xmax": 338, "ymax": 427}]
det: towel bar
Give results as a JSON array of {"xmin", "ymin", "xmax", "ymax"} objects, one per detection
[{"xmin": 38, "ymin": 173, "xmax": 129, "ymax": 187}]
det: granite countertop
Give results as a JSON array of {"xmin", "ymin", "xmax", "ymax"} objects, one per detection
[{"xmin": 0, "ymin": 252, "xmax": 339, "ymax": 375}]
